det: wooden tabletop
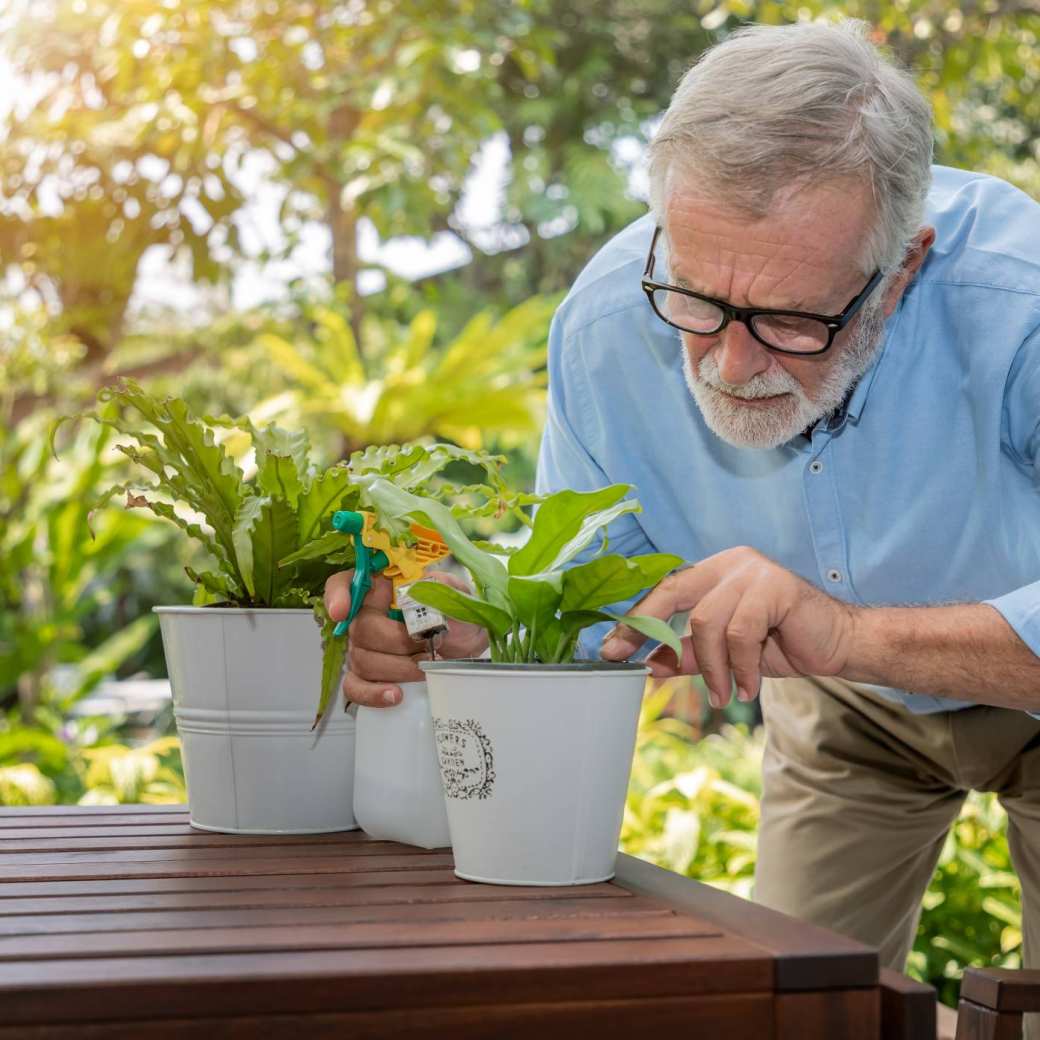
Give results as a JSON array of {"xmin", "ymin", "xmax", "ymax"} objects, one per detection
[{"xmin": 0, "ymin": 804, "xmax": 892, "ymax": 1039}]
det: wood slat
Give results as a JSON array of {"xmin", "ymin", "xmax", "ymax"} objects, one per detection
[
  {"xmin": 0, "ymin": 935, "xmax": 773, "ymax": 1024},
  {"xmin": 0, "ymin": 867, "xmax": 464, "ymax": 900},
  {"xmin": 0, "ymin": 851, "xmax": 455, "ymax": 882},
  {"xmin": 0, "ymin": 880, "xmax": 629, "ymax": 917},
  {"xmin": 0, "ymin": 993, "xmax": 774, "ymax": 1039},
  {"xmin": 0, "ymin": 841, "xmax": 434, "ymax": 865},
  {"xmin": 0, "ymin": 828, "xmax": 389, "ymax": 847},
  {"xmin": 0, "ymin": 818, "xmax": 192, "ymax": 832},
  {"xmin": 0, "ymin": 909, "xmax": 709, "ymax": 962},
  {"xmin": 0, "ymin": 805, "xmax": 187, "ymax": 817},
  {"xmin": 0, "ymin": 894, "xmax": 683, "ymax": 938}
]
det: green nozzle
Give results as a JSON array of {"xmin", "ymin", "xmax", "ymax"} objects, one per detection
[{"xmin": 332, "ymin": 510, "xmax": 364, "ymax": 534}]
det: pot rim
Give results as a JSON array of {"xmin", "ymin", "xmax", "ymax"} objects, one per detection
[
  {"xmin": 153, "ymin": 605, "xmax": 315, "ymax": 616},
  {"xmin": 420, "ymin": 659, "xmax": 647, "ymax": 674}
]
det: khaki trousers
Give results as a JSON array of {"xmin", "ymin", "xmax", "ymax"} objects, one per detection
[{"xmin": 755, "ymin": 675, "xmax": 1040, "ymax": 1032}]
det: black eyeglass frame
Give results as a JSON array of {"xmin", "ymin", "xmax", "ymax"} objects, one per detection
[{"xmin": 641, "ymin": 225, "xmax": 884, "ymax": 357}]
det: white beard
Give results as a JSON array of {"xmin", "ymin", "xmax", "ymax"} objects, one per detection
[{"xmin": 682, "ymin": 299, "xmax": 888, "ymax": 449}]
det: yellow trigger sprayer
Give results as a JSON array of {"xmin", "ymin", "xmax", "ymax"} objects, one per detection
[{"xmin": 330, "ymin": 509, "xmax": 450, "ymax": 655}]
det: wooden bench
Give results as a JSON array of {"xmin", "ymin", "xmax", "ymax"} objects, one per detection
[{"xmin": 0, "ymin": 804, "xmax": 934, "ymax": 1037}]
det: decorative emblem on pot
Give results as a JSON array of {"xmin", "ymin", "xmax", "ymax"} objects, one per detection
[{"xmin": 433, "ymin": 718, "xmax": 495, "ymax": 800}]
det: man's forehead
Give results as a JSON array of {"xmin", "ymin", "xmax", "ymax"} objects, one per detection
[{"xmin": 663, "ymin": 178, "xmax": 874, "ymax": 274}]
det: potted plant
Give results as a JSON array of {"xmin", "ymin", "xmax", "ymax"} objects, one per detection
[
  {"xmin": 357, "ymin": 476, "xmax": 685, "ymax": 885},
  {"xmin": 69, "ymin": 380, "xmax": 520, "ymax": 835}
]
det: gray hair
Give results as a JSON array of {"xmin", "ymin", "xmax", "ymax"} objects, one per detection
[{"xmin": 647, "ymin": 20, "xmax": 934, "ymax": 274}]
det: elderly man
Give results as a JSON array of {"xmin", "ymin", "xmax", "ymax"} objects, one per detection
[{"xmin": 327, "ymin": 19, "xmax": 1040, "ymax": 1000}]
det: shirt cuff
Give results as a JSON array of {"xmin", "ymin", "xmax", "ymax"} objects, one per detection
[{"xmin": 983, "ymin": 580, "xmax": 1040, "ymax": 717}]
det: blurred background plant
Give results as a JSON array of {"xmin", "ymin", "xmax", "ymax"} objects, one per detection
[{"xmin": 1, "ymin": 0, "xmax": 1035, "ymax": 1007}]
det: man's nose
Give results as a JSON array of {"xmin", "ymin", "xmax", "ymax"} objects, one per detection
[{"xmin": 714, "ymin": 320, "xmax": 771, "ymax": 385}]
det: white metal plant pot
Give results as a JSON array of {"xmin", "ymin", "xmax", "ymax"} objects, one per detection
[
  {"xmin": 155, "ymin": 607, "xmax": 356, "ymax": 835},
  {"xmin": 420, "ymin": 660, "xmax": 648, "ymax": 885},
  {"xmin": 353, "ymin": 681, "xmax": 451, "ymax": 849}
]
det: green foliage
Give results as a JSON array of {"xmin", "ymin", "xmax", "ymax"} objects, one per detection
[
  {"xmin": 77, "ymin": 737, "xmax": 187, "ymax": 805},
  {"xmin": 0, "ymin": 404, "xmax": 178, "ymax": 717},
  {"xmin": 371, "ymin": 481, "xmax": 684, "ymax": 663},
  {"xmin": 256, "ymin": 294, "xmax": 557, "ymax": 454},
  {"xmin": 623, "ymin": 687, "xmax": 763, "ymax": 896},
  {"xmin": 0, "ymin": 0, "xmax": 556, "ymax": 357},
  {"xmin": 907, "ymin": 793, "xmax": 1022, "ymax": 1008},
  {"xmin": 624, "ymin": 695, "xmax": 1024, "ymax": 1008}
]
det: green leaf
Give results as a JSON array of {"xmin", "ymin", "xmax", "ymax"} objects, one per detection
[
  {"xmin": 251, "ymin": 498, "xmax": 300, "ymax": 606},
  {"xmin": 507, "ymin": 574, "xmax": 562, "ymax": 630},
  {"xmin": 313, "ymin": 599, "xmax": 347, "ymax": 726},
  {"xmin": 296, "ymin": 466, "xmax": 360, "ymax": 545},
  {"xmin": 603, "ymin": 611, "xmax": 684, "ymax": 660},
  {"xmin": 184, "ymin": 566, "xmax": 236, "ymax": 604},
  {"xmin": 408, "ymin": 580, "xmax": 514, "ymax": 637},
  {"xmin": 62, "ymin": 614, "xmax": 158, "ymax": 707},
  {"xmin": 560, "ymin": 553, "xmax": 683, "ymax": 613},
  {"xmin": 508, "ymin": 485, "xmax": 637, "ymax": 576},
  {"xmin": 233, "ymin": 496, "xmax": 264, "ymax": 598},
  {"xmin": 278, "ymin": 529, "xmax": 353, "ymax": 568}
]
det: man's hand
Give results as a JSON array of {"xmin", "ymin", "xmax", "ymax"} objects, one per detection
[
  {"xmin": 599, "ymin": 546, "xmax": 857, "ymax": 708},
  {"xmin": 323, "ymin": 570, "xmax": 489, "ymax": 708}
]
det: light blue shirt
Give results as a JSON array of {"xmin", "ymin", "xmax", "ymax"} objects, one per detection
[{"xmin": 537, "ymin": 165, "xmax": 1040, "ymax": 714}]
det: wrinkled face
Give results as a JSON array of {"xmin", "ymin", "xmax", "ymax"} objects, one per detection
[{"xmin": 663, "ymin": 180, "xmax": 889, "ymax": 448}]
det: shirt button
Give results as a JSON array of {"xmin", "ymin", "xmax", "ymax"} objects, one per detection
[
  {"xmin": 826, "ymin": 569, "xmax": 843, "ymax": 583},
  {"xmin": 809, "ymin": 460, "xmax": 824, "ymax": 474}
]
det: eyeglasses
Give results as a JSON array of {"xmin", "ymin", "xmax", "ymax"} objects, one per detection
[{"xmin": 641, "ymin": 226, "xmax": 883, "ymax": 356}]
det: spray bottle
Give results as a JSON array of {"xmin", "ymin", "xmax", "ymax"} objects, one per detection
[{"xmin": 330, "ymin": 509, "xmax": 450, "ymax": 657}]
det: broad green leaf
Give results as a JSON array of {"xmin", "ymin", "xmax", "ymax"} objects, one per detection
[
  {"xmin": 559, "ymin": 609, "xmax": 614, "ymax": 637},
  {"xmin": 96, "ymin": 382, "xmax": 244, "ymax": 564},
  {"xmin": 256, "ymin": 451, "xmax": 303, "ymax": 508},
  {"xmin": 560, "ymin": 553, "xmax": 683, "ymax": 613},
  {"xmin": 247, "ymin": 497, "xmax": 300, "ymax": 606},
  {"xmin": 508, "ymin": 485, "xmax": 634, "ymax": 576},
  {"xmin": 296, "ymin": 466, "xmax": 360, "ymax": 545},
  {"xmin": 252, "ymin": 424, "xmax": 311, "ymax": 481},
  {"xmin": 603, "ymin": 611, "xmax": 684, "ymax": 660},
  {"xmin": 507, "ymin": 573, "xmax": 562, "ymax": 631},
  {"xmin": 408, "ymin": 580, "xmax": 514, "ymax": 637},
  {"xmin": 279, "ymin": 529, "xmax": 353, "ymax": 568},
  {"xmin": 544, "ymin": 499, "xmax": 643, "ymax": 575},
  {"xmin": 233, "ymin": 496, "xmax": 264, "ymax": 598}
]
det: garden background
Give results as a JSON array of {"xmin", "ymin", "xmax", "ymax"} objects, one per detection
[{"xmin": 2, "ymin": 0, "xmax": 1037, "ymax": 1010}]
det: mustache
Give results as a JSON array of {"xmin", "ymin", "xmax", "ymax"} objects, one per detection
[{"xmin": 694, "ymin": 356, "xmax": 802, "ymax": 400}]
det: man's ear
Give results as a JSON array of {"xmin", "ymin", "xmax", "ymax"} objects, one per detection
[{"xmin": 882, "ymin": 226, "xmax": 936, "ymax": 317}]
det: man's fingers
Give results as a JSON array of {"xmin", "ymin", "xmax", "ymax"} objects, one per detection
[
  {"xmin": 324, "ymin": 571, "xmax": 394, "ymax": 621},
  {"xmin": 725, "ymin": 594, "xmax": 768, "ymax": 702},
  {"xmin": 351, "ymin": 607, "xmax": 418, "ymax": 655},
  {"xmin": 688, "ymin": 585, "xmax": 742, "ymax": 709},
  {"xmin": 343, "ymin": 670, "xmax": 404, "ymax": 709},
  {"xmin": 349, "ymin": 644, "xmax": 427, "ymax": 684},
  {"xmin": 646, "ymin": 636, "xmax": 698, "ymax": 678}
]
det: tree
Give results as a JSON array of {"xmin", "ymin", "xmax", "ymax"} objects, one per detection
[{"xmin": 0, "ymin": 0, "xmax": 554, "ymax": 360}]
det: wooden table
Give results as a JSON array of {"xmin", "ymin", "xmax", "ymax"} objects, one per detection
[{"xmin": 0, "ymin": 804, "xmax": 934, "ymax": 1038}]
